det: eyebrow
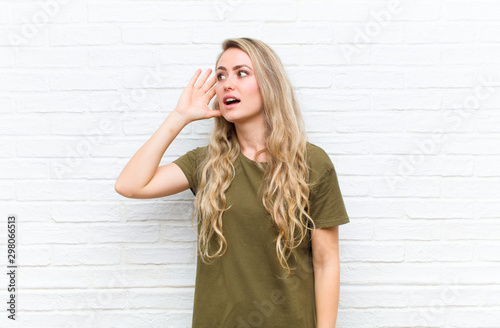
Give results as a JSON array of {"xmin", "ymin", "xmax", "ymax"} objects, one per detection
[{"xmin": 216, "ymin": 64, "xmax": 252, "ymax": 71}]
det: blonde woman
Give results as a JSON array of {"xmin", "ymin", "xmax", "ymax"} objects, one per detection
[{"xmin": 115, "ymin": 38, "xmax": 349, "ymax": 328}]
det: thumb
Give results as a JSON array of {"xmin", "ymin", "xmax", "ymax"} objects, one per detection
[{"xmin": 206, "ymin": 110, "xmax": 222, "ymax": 119}]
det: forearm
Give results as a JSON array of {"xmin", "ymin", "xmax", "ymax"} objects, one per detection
[
  {"xmin": 115, "ymin": 110, "xmax": 189, "ymax": 193},
  {"xmin": 314, "ymin": 263, "xmax": 340, "ymax": 328}
]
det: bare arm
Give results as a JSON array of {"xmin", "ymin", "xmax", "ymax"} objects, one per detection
[
  {"xmin": 114, "ymin": 68, "xmax": 221, "ymax": 199},
  {"xmin": 312, "ymin": 225, "xmax": 340, "ymax": 328}
]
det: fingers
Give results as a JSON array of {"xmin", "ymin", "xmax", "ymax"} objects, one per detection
[
  {"xmin": 201, "ymin": 74, "xmax": 217, "ymax": 94},
  {"xmin": 204, "ymin": 84, "xmax": 217, "ymax": 102},
  {"xmin": 194, "ymin": 68, "xmax": 212, "ymax": 89},
  {"xmin": 188, "ymin": 69, "xmax": 202, "ymax": 88}
]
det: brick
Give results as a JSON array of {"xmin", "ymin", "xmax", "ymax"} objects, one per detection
[
  {"xmin": 333, "ymin": 69, "xmax": 405, "ymax": 89},
  {"xmin": 123, "ymin": 245, "xmax": 195, "ymax": 265},
  {"xmin": 407, "ymin": 69, "xmax": 474, "ymax": 88},
  {"xmin": 89, "ymin": 47, "xmax": 157, "ymax": 67},
  {"xmin": 476, "ymin": 244, "xmax": 500, "ymax": 261},
  {"xmin": 299, "ymin": 89, "xmax": 370, "ymax": 111},
  {"xmin": 371, "ymin": 45, "xmax": 440, "ymax": 65},
  {"xmin": 0, "ymin": 72, "xmax": 48, "ymax": 91},
  {"xmin": 12, "ymin": 313, "xmax": 93, "ymax": 328},
  {"xmin": 157, "ymin": 2, "xmax": 224, "ymax": 21},
  {"xmin": 442, "ymin": 178, "xmax": 500, "ymax": 198},
  {"xmin": 10, "ymin": 3, "xmax": 86, "ymax": 25},
  {"xmin": 225, "ymin": 1, "xmax": 297, "ymax": 22},
  {"xmin": 0, "ymin": 95, "xmax": 15, "ymax": 113},
  {"xmin": 129, "ymin": 289, "xmax": 194, "ymax": 309},
  {"xmin": 371, "ymin": 90, "xmax": 441, "ymax": 110},
  {"xmin": 89, "ymin": 224, "xmax": 159, "ymax": 243},
  {"xmin": 443, "ymin": 220, "xmax": 500, "ymax": 240},
  {"xmin": 409, "ymin": 286, "xmax": 481, "ymax": 307},
  {"xmin": 55, "ymin": 290, "xmax": 128, "ymax": 310},
  {"xmin": 16, "ymin": 180, "xmax": 89, "ymax": 201},
  {"xmin": 20, "ymin": 267, "xmax": 89, "ymax": 288},
  {"xmin": 405, "ymin": 200, "xmax": 474, "ymax": 219},
  {"xmin": 52, "ymin": 202, "xmax": 122, "ymax": 222},
  {"xmin": 341, "ymin": 285, "xmax": 409, "ymax": 308},
  {"xmin": 192, "ymin": 23, "xmax": 264, "ymax": 44},
  {"xmin": 163, "ymin": 265, "xmax": 196, "ymax": 286},
  {"xmin": 443, "ymin": 0, "xmax": 500, "ymax": 20},
  {"xmin": 17, "ymin": 290, "xmax": 58, "ymax": 311},
  {"xmin": 88, "ymin": 4, "xmax": 156, "ymax": 23},
  {"xmin": 19, "ymin": 223, "xmax": 89, "ymax": 244},
  {"xmin": 159, "ymin": 45, "xmax": 219, "ymax": 65},
  {"xmin": 0, "ymin": 47, "xmax": 15, "ymax": 67},
  {"xmin": 300, "ymin": 1, "xmax": 370, "ymax": 21},
  {"xmin": 123, "ymin": 25, "xmax": 191, "ymax": 44},
  {"xmin": 288, "ymin": 67, "xmax": 333, "ymax": 88},
  {"xmin": 17, "ymin": 92, "xmax": 88, "ymax": 113},
  {"xmin": 124, "ymin": 201, "xmax": 194, "ymax": 221},
  {"xmin": 374, "ymin": 220, "xmax": 441, "ymax": 241},
  {"xmin": 265, "ymin": 23, "xmax": 334, "ymax": 44},
  {"xmin": 0, "ymin": 203, "xmax": 51, "ymax": 222},
  {"xmin": 16, "ymin": 47, "xmax": 87, "ymax": 67},
  {"xmin": 50, "ymin": 70, "xmax": 120, "ymax": 91},
  {"xmin": 92, "ymin": 266, "xmax": 164, "ymax": 288},
  {"xmin": 333, "ymin": 22, "xmax": 404, "ymax": 44},
  {"xmin": 0, "ymin": 159, "xmax": 49, "ymax": 179},
  {"xmin": 97, "ymin": 312, "xmax": 164, "ymax": 327},
  {"xmin": 50, "ymin": 24, "xmax": 121, "ymax": 46},
  {"xmin": 342, "ymin": 263, "xmax": 441, "ymax": 284},
  {"xmin": 476, "ymin": 110, "xmax": 500, "ymax": 133},
  {"xmin": 341, "ymin": 243, "xmax": 405, "ymax": 262},
  {"xmin": 51, "ymin": 245, "xmax": 121, "ymax": 265},
  {"xmin": 17, "ymin": 246, "xmax": 51, "ymax": 266},
  {"xmin": 448, "ymin": 308, "xmax": 500, "ymax": 327},
  {"xmin": 404, "ymin": 22, "xmax": 476, "ymax": 43},
  {"xmin": 406, "ymin": 242, "xmax": 474, "ymax": 262},
  {"xmin": 476, "ymin": 200, "xmax": 500, "ymax": 218},
  {"xmin": 50, "ymin": 159, "xmax": 123, "ymax": 180}
]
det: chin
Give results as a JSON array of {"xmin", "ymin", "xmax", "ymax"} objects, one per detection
[{"xmin": 220, "ymin": 113, "xmax": 240, "ymax": 124}]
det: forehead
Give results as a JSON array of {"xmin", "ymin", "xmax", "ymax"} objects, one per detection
[{"xmin": 217, "ymin": 48, "xmax": 253, "ymax": 69}]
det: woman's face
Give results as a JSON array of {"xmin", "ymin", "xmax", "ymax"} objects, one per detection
[{"xmin": 215, "ymin": 48, "xmax": 264, "ymax": 125}]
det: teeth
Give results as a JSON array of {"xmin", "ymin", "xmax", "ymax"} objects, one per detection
[{"xmin": 225, "ymin": 98, "xmax": 239, "ymax": 105}]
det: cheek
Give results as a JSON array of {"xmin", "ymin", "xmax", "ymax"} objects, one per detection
[{"xmin": 248, "ymin": 80, "xmax": 262, "ymax": 99}]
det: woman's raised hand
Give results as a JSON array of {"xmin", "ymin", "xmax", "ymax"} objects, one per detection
[{"xmin": 174, "ymin": 68, "xmax": 222, "ymax": 123}]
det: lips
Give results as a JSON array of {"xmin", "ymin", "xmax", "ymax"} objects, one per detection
[{"xmin": 223, "ymin": 95, "xmax": 241, "ymax": 106}]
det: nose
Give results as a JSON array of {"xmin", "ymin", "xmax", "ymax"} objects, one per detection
[{"xmin": 222, "ymin": 74, "xmax": 236, "ymax": 91}]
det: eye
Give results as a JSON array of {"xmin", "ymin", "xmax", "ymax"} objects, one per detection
[{"xmin": 216, "ymin": 70, "xmax": 249, "ymax": 81}]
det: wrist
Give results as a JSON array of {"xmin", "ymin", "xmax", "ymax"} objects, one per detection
[{"xmin": 169, "ymin": 109, "xmax": 191, "ymax": 127}]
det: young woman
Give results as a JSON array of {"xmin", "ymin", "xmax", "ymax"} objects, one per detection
[{"xmin": 115, "ymin": 37, "xmax": 349, "ymax": 328}]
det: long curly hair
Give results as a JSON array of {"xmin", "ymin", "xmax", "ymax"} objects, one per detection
[{"xmin": 193, "ymin": 37, "xmax": 315, "ymax": 276}]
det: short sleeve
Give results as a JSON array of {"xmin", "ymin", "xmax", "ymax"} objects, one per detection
[
  {"xmin": 172, "ymin": 146, "xmax": 207, "ymax": 195},
  {"xmin": 308, "ymin": 144, "xmax": 350, "ymax": 229}
]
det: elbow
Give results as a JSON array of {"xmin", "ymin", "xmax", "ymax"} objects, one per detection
[
  {"xmin": 114, "ymin": 180, "xmax": 135, "ymax": 198},
  {"xmin": 313, "ymin": 256, "xmax": 340, "ymax": 272}
]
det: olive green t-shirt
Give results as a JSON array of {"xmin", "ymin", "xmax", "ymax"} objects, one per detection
[{"xmin": 173, "ymin": 142, "xmax": 349, "ymax": 328}]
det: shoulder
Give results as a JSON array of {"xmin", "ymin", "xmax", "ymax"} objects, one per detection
[
  {"xmin": 191, "ymin": 145, "xmax": 209, "ymax": 158},
  {"xmin": 306, "ymin": 142, "xmax": 334, "ymax": 175},
  {"xmin": 173, "ymin": 145, "xmax": 209, "ymax": 168},
  {"xmin": 183, "ymin": 145, "xmax": 208, "ymax": 160}
]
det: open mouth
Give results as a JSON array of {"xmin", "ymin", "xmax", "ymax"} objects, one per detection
[{"xmin": 224, "ymin": 98, "xmax": 241, "ymax": 106}]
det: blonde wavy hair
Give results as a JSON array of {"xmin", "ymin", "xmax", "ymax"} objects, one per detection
[{"xmin": 192, "ymin": 37, "xmax": 315, "ymax": 276}]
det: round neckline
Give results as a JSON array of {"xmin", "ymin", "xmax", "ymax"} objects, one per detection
[{"xmin": 239, "ymin": 151, "xmax": 267, "ymax": 165}]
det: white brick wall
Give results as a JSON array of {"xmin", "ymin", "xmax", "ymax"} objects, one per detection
[{"xmin": 1, "ymin": 0, "xmax": 500, "ymax": 327}]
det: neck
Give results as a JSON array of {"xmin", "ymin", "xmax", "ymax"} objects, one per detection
[{"xmin": 234, "ymin": 118, "xmax": 267, "ymax": 162}]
